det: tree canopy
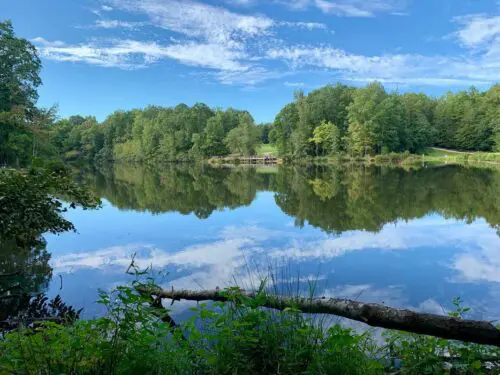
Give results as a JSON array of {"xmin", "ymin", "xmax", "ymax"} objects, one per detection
[
  {"xmin": 270, "ymin": 83, "xmax": 500, "ymax": 158},
  {"xmin": 45, "ymin": 81, "xmax": 500, "ymax": 163},
  {"xmin": 0, "ymin": 20, "xmax": 44, "ymax": 166}
]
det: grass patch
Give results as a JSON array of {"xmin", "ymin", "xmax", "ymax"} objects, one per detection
[
  {"xmin": 423, "ymin": 148, "xmax": 500, "ymax": 164},
  {"xmin": 256, "ymin": 143, "xmax": 278, "ymax": 156}
]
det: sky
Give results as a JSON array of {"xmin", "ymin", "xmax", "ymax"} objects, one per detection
[{"xmin": 3, "ymin": 0, "xmax": 500, "ymax": 123}]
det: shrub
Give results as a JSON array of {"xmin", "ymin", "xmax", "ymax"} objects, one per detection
[{"xmin": 1, "ymin": 280, "xmax": 499, "ymax": 374}]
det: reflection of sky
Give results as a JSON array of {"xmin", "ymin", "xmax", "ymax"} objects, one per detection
[{"xmin": 45, "ymin": 192, "xmax": 500, "ymax": 320}]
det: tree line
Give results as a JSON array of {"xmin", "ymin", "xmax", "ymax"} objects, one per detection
[
  {"xmin": 2, "ymin": 19, "xmax": 500, "ymax": 168},
  {"xmin": 49, "ymin": 106, "xmax": 265, "ymax": 163},
  {"xmin": 271, "ymin": 83, "xmax": 500, "ymax": 158},
  {"xmin": 50, "ymin": 82, "xmax": 500, "ymax": 163}
]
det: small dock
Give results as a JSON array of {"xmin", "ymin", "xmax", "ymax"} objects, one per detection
[{"xmin": 209, "ymin": 155, "xmax": 281, "ymax": 165}]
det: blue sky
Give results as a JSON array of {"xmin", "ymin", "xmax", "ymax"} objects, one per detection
[{"xmin": 3, "ymin": 0, "xmax": 500, "ymax": 123}]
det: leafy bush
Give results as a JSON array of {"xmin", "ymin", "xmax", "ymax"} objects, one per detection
[
  {"xmin": 0, "ymin": 168, "xmax": 100, "ymax": 244},
  {"xmin": 384, "ymin": 298, "xmax": 500, "ymax": 374},
  {"xmin": 0, "ymin": 279, "xmax": 382, "ymax": 374},
  {"xmin": 1, "ymin": 278, "xmax": 499, "ymax": 374}
]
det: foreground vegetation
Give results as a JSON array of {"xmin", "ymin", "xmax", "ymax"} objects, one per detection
[{"xmin": 2, "ymin": 272, "xmax": 500, "ymax": 375}]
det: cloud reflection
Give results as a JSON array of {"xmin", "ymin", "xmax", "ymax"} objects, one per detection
[{"xmin": 51, "ymin": 217, "xmax": 500, "ymax": 298}]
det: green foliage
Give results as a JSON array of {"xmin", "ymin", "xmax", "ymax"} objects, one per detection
[
  {"xmin": 0, "ymin": 278, "xmax": 384, "ymax": 375},
  {"xmin": 309, "ymin": 120, "xmax": 341, "ymax": 156},
  {"xmin": 0, "ymin": 20, "xmax": 41, "ymax": 113},
  {"xmin": 384, "ymin": 298, "xmax": 500, "ymax": 374},
  {"xmin": 0, "ymin": 168, "xmax": 100, "ymax": 244},
  {"xmin": 269, "ymin": 81, "xmax": 499, "ymax": 159},
  {"xmin": 51, "ymin": 105, "xmax": 257, "ymax": 163},
  {"xmin": 399, "ymin": 93, "xmax": 435, "ymax": 152},
  {"xmin": 43, "ymin": 80, "xmax": 500, "ymax": 163},
  {"xmin": 259, "ymin": 123, "xmax": 273, "ymax": 144},
  {"xmin": 346, "ymin": 121, "xmax": 373, "ymax": 156},
  {"xmin": 255, "ymin": 143, "xmax": 278, "ymax": 156},
  {"xmin": 0, "ymin": 282, "xmax": 191, "ymax": 374},
  {"xmin": 224, "ymin": 112, "xmax": 260, "ymax": 156},
  {"xmin": 2, "ymin": 17, "xmax": 499, "ymax": 164},
  {"xmin": 0, "ymin": 20, "xmax": 46, "ymax": 166},
  {"xmin": 272, "ymin": 102, "xmax": 299, "ymax": 156},
  {"xmin": 2, "ymin": 275, "xmax": 499, "ymax": 374},
  {"xmin": 203, "ymin": 111, "xmax": 227, "ymax": 156},
  {"xmin": 433, "ymin": 88, "xmax": 494, "ymax": 152}
]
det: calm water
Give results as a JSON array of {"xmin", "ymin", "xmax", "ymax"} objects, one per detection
[{"xmin": 6, "ymin": 163, "xmax": 500, "ymax": 320}]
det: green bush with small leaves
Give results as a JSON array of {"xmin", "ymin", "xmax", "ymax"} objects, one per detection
[{"xmin": 3, "ymin": 278, "xmax": 500, "ymax": 375}]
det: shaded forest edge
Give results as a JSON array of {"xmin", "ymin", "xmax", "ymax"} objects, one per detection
[{"xmin": 2, "ymin": 19, "xmax": 500, "ymax": 169}]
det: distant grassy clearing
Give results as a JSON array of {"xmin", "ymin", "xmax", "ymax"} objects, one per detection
[
  {"xmin": 423, "ymin": 147, "xmax": 500, "ymax": 163},
  {"xmin": 255, "ymin": 143, "xmax": 278, "ymax": 156}
]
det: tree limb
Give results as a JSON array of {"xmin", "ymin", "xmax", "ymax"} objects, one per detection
[{"xmin": 137, "ymin": 287, "xmax": 500, "ymax": 347}]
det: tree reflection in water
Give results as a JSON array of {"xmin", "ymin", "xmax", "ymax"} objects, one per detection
[{"xmin": 82, "ymin": 163, "xmax": 500, "ymax": 235}]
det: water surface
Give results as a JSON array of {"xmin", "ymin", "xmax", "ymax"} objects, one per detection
[{"xmin": 7, "ymin": 163, "xmax": 500, "ymax": 320}]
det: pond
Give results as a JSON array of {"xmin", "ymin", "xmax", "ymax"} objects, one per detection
[{"xmin": 5, "ymin": 163, "xmax": 500, "ymax": 321}]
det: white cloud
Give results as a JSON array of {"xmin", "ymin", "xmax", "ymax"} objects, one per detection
[
  {"xmin": 32, "ymin": 37, "xmax": 65, "ymax": 47},
  {"xmin": 102, "ymin": 5, "xmax": 113, "ymax": 12},
  {"xmin": 267, "ymin": 45, "xmax": 441, "ymax": 83},
  {"xmin": 215, "ymin": 67, "xmax": 290, "ymax": 85},
  {"xmin": 279, "ymin": 21, "xmax": 328, "ymax": 30},
  {"xmin": 37, "ymin": 0, "xmax": 500, "ymax": 87},
  {"xmin": 224, "ymin": 0, "xmax": 258, "ymax": 6},
  {"xmin": 33, "ymin": 38, "xmax": 138, "ymax": 68},
  {"xmin": 159, "ymin": 42, "xmax": 248, "ymax": 70},
  {"xmin": 284, "ymin": 81, "xmax": 305, "ymax": 87},
  {"xmin": 266, "ymin": 43, "xmax": 500, "ymax": 86},
  {"xmin": 106, "ymin": 0, "xmax": 274, "ymax": 47},
  {"xmin": 453, "ymin": 14, "xmax": 500, "ymax": 49},
  {"xmin": 277, "ymin": 0, "xmax": 405, "ymax": 17},
  {"xmin": 42, "ymin": 0, "xmax": 303, "ymax": 85},
  {"xmin": 91, "ymin": 20, "xmax": 145, "ymax": 29},
  {"xmin": 33, "ymin": 38, "xmax": 248, "ymax": 71}
]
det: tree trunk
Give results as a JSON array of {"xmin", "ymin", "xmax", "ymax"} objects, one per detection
[{"xmin": 138, "ymin": 287, "xmax": 500, "ymax": 347}]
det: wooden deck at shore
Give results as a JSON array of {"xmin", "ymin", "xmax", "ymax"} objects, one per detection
[{"xmin": 209, "ymin": 156, "xmax": 281, "ymax": 165}]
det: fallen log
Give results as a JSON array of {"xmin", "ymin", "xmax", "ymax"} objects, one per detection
[{"xmin": 138, "ymin": 287, "xmax": 500, "ymax": 347}]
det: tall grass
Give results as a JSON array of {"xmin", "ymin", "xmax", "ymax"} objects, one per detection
[{"xmin": 1, "ymin": 269, "xmax": 499, "ymax": 374}]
